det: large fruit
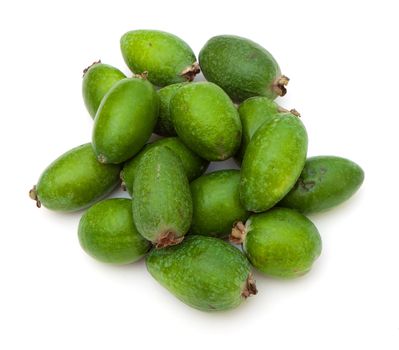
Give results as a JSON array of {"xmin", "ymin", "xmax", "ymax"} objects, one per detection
[
  {"xmin": 29, "ymin": 143, "xmax": 121, "ymax": 211},
  {"xmin": 146, "ymin": 235, "xmax": 257, "ymax": 311},
  {"xmin": 78, "ymin": 198, "xmax": 150, "ymax": 264}
]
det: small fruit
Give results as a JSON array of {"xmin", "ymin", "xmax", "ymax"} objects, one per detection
[
  {"xmin": 29, "ymin": 143, "xmax": 121, "ymax": 211},
  {"xmin": 231, "ymin": 208, "xmax": 322, "ymax": 278},
  {"xmin": 280, "ymin": 156, "xmax": 364, "ymax": 213},
  {"xmin": 78, "ymin": 198, "xmax": 151, "ymax": 264},
  {"xmin": 190, "ymin": 170, "xmax": 249, "ymax": 238},
  {"xmin": 240, "ymin": 113, "xmax": 308, "ymax": 212},
  {"xmin": 92, "ymin": 77, "xmax": 159, "ymax": 164},
  {"xmin": 171, "ymin": 82, "xmax": 242, "ymax": 161},
  {"xmin": 199, "ymin": 35, "xmax": 287, "ymax": 102},
  {"xmin": 132, "ymin": 147, "xmax": 193, "ymax": 248},
  {"xmin": 146, "ymin": 235, "xmax": 257, "ymax": 311},
  {"xmin": 82, "ymin": 61, "xmax": 126, "ymax": 118},
  {"xmin": 120, "ymin": 30, "xmax": 199, "ymax": 87}
]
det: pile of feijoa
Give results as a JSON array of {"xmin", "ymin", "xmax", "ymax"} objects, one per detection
[{"xmin": 30, "ymin": 30, "xmax": 364, "ymax": 312}]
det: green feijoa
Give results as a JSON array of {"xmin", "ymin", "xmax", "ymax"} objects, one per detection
[
  {"xmin": 279, "ymin": 156, "xmax": 364, "ymax": 213},
  {"xmin": 92, "ymin": 77, "xmax": 159, "ymax": 164},
  {"xmin": 199, "ymin": 35, "xmax": 288, "ymax": 102},
  {"xmin": 78, "ymin": 198, "xmax": 150, "ymax": 264},
  {"xmin": 190, "ymin": 170, "xmax": 249, "ymax": 238},
  {"xmin": 146, "ymin": 235, "xmax": 257, "ymax": 311},
  {"xmin": 121, "ymin": 137, "xmax": 209, "ymax": 196},
  {"xmin": 240, "ymin": 113, "xmax": 308, "ymax": 212},
  {"xmin": 231, "ymin": 208, "xmax": 322, "ymax": 278},
  {"xmin": 171, "ymin": 82, "xmax": 242, "ymax": 161},
  {"xmin": 120, "ymin": 30, "xmax": 199, "ymax": 87},
  {"xmin": 155, "ymin": 83, "xmax": 187, "ymax": 136},
  {"xmin": 132, "ymin": 147, "xmax": 193, "ymax": 248},
  {"xmin": 29, "ymin": 143, "xmax": 121, "ymax": 212},
  {"xmin": 82, "ymin": 61, "xmax": 126, "ymax": 118},
  {"xmin": 235, "ymin": 97, "xmax": 300, "ymax": 164}
]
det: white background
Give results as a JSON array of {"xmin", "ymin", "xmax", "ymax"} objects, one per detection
[{"xmin": 1, "ymin": 0, "xmax": 398, "ymax": 349}]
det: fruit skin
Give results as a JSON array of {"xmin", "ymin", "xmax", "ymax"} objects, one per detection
[
  {"xmin": 120, "ymin": 30, "xmax": 199, "ymax": 87},
  {"xmin": 171, "ymin": 82, "xmax": 242, "ymax": 161},
  {"xmin": 82, "ymin": 62, "xmax": 126, "ymax": 118},
  {"xmin": 92, "ymin": 78, "xmax": 159, "ymax": 164},
  {"xmin": 190, "ymin": 170, "xmax": 249, "ymax": 238},
  {"xmin": 30, "ymin": 143, "xmax": 121, "ymax": 211},
  {"xmin": 155, "ymin": 83, "xmax": 187, "ymax": 136},
  {"xmin": 78, "ymin": 198, "xmax": 151, "ymax": 264},
  {"xmin": 132, "ymin": 147, "xmax": 193, "ymax": 247},
  {"xmin": 240, "ymin": 113, "xmax": 308, "ymax": 212},
  {"xmin": 122, "ymin": 137, "xmax": 209, "ymax": 196},
  {"xmin": 199, "ymin": 35, "xmax": 286, "ymax": 102},
  {"xmin": 239, "ymin": 208, "xmax": 322, "ymax": 278},
  {"xmin": 279, "ymin": 156, "xmax": 364, "ymax": 213},
  {"xmin": 146, "ymin": 235, "xmax": 257, "ymax": 311}
]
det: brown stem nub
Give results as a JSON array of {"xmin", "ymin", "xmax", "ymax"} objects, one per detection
[
  {"xmin": 289, "ymin": 109, "xmax": 301, "ymax": 117},
  {"xmin": 134, "ymin": 71, "xmax": 148, "ymax": 80},
  {"xmin": 180, "ymin": 62, "xmax": 200, "ymax": 82},
  {"xmin": 29, "ymin": 185, "xmax": 41, "ymax": 208},
  {"xmin": 155, "ymin": 231, "xmax": 184, "ymax": 249},
  {"xmin": 277, "ymin": 106, "xmax": 301, "ymax": 117},
  {"xmin": 83, "ymin": 59, "xmax": 101, "ymax": 77},
  {"xmin": 241, "ymin": 273, "xmax": 258, "ymax": 298},
  {"xmin": 272, "ymin": 75, "xmax": 290, "ymax": 96},
  {"xmin": 229, "ymin": 221, "xmax": 246, "ymax": 244}
]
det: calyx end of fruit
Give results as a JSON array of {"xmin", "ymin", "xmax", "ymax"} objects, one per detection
[
  {"xmin": 272, "ymin": 75, "xmax": 289, "ymax": 96},
  {"xmin": 97, "ymin": 154, "xmax": 107, "ymax": 164},
  {"xmin": 180, "ymin": 62, "xmax": 200, "ymax": 82},
  {"xmin": 229, "ymin": 221, "xmax": 246, "ymax": 244},
  {"xmin": 242, "ymin": 273, "xmax": 258, "ymax": 298},
  {"xmin": 155, "ymin": 231, "xmax": 184, "ymax": 249},
  {"xmin": 82, "ymin": 59, "xmax": 101, "ymax": 77},
  {"xmin": 29, "ymin": 185, "xmax": 41, "ymax": 208},
  {"xmin": 134, "ymin": 71, "xmax": 148, "ymax": 80}
]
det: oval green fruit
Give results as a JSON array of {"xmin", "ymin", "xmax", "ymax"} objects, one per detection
[
  {"xmin": 120, "ymin": 30, "xmax": 199, "ymax": 87},
  {"xmin": 78, "ymin": 198, "xmax": 151, "ymax": 264},
  {"xmin": 132, "ymin": 147, "xmax": 193, "ymax": 248},
  {"xmin": 240, "ymin": 113, "xmax": 308, "ymax": 212},
  {"xmin": 92, "ymin": 77, "xmax": 159, "ymax": 164},
  {"xmin": 199, "ymin": 35, "xmax": 288, "ymax": 102},
  {"xmin": 190, "ymin": 170, "xmax": 249, "ymax": 238},
  {"xmin": 146, "ymin": 235, "xmax": 257, "ymax": 311},
  {"xmin": 82, "ymin": 61, "xmax": 126, "ymax": 118},
  {"xmin": 171, "ymin": 82, "xmax": 242, "ymax": 161},
  {"xmin": 29, "ymin": 143, "xmax": 121, "ymax": 211},
  {"xmin": 279, "ymin": 156, "xmax": 364, "ymax": 213},
  {"xmin": 231, "ymin": 208, "xmax": 322, "ymax": 278}
]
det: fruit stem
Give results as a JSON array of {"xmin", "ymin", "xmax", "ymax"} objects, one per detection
[
  {"xmin": 180, "ymin": 62, "xmax": 200, "ymax": 82},
  {"xmin": 155, "ymin": 231, "xmax": 184, "ymax": 249},
  {"xmin": 82, "ymin": 59, "xmax": 101, "ymax": 77},
  {"xmin": 272, "ymin": 75, "xmax": 289, "ymax": 96},
  {"xmin": 230, "ymin": 221, "xmax": 246, "ymax": 244},
  {"xmin": 241, "ymin": 273, "xmax": 258, "ymax": 298},
  {"xmin": 29, "ymin": 185, "xmax": 41, "ymax": 208},
  {"xmin": 277, "ymin": 106, "xmax": 301, "ymax": 117},
  {"xmin": 134, "ymin": 71, "xmax": 148, "ymax": 80}
]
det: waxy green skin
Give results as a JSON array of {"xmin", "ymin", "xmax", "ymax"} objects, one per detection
[
  {"xmin": 199, "ymin": 35, "xmax": 283, "ymax": 102},
  {"xmin": 155, "ymin": 83, "xmax": 187, "ymax": 136},
  {"xmin": 82, "ymin": 62, "xmax": 126, "ymax": 118},
  {"xmin": 78, "ymin": 198, "xmax": 151, "ymax": 264},
  {"xmin": 240, "ymin": 113, "xmax": 308, "ymax": 212},
  {"xmin": 121, "ymin": 137, "xmax": 209, "ymax": 196},
  {"xmin": 120, "ymin": 30, "xmax": 198, "ymax": 87},
  {"xmin": 280, "ymin": 156, "xmax": 364, "ymax": 213},
  {"xmin": 243, "ymin": 208, "xmax": 322, "ymax": 278},
  {"xmin": 92, "ymin": 78, "xmax": 159, "ymax": 164},
  {"xmin": 33, "ymin": 143, "xmax": 121, "ymax": 211},
  {"xmin": 132, "ymin": 147, "xmax": 193, "ymax": 245},
  {"xmin": 146, "ymin": 235, "xmax": 253, "ymax": 311},
  {"xmin": 190, "ymin": 170, "xmax": 249, "ymax": 238},
  {"xmin": 171, "ymin": 82, "xmax": 242, "ymax": 161}
]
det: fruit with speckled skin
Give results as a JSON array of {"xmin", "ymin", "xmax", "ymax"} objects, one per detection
[
  {"xmin": 233, "ymin": 208, "xmax": 322, "ymax": 278},
  {"xmin": 121, "ymin": 137, "xmax": 209, "ymax": 196},
  {"xmin": 120, "ymin": 30, "xmax": 199, "ymax": 87},
  {"xmin": 240, "ymin": 113, "xmax": 308, "ymax": 212},
  {"xmin": 132, "ymin": 147, "xmax": 192, "ymax": 247},
  {"xmin": 82, "ymin": 62, "xmax": 126, "ymax": 118},
  {"xmin": 78, "ymin": 198, "xmax": 151, "ymax": 264},
  {"xmin": 146, "ymin": 235, "xmax": 257, "ymax": 311},
  {"xmin": 199, "ymin": 35, "xmax": 287, "ymax": 102},
  {"xmin": 171, "ymin": 82, "xmax": 241, "ymax": 161},
  {"xmin": 280, "ymin": 156, "xmax": 364, "ymax": 213},
  {"xmin": 92, "ymin": 78, "xmax": 159, "ymax": 164},
  {"xmin": 29, "ymin": 143, "xmax": 121, "ymax": 211},
  {"xmin": 190, "ymin": 170, "xmax": 249, "ymax": 238}
]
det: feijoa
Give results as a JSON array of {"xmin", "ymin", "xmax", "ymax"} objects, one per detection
[
  {"xmin": 78, "ymin": 198, "xmax": 150, "ymax": 264},
  {"xmin": 146, "ymin": 235, "xmax": 257, "ymax": 311}
]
